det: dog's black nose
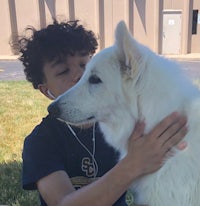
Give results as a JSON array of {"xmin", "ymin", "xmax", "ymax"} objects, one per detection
[{"xmin": 47, "ymin": 102, "xmax": 61, "ymax": 118}]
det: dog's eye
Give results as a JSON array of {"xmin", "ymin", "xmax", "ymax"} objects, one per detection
[{"xmin": 89, "ymin": 75, "xmax": 102, "ymax": 84}]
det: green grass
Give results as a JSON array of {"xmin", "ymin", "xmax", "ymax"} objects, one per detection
[{"xmin": 0, "ymin": 81, "xmax": 50, "ymax": 206}]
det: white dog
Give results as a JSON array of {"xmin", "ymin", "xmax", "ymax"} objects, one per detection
[{"xmin": 48, "ymin": 21, "xmax": 200, "ymax": 206}]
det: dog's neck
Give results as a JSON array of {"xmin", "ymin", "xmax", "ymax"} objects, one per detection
[
  {"xmin": 129, "ymin": 54, "xmax": 199, "ymax": 133},
  {"xmin": 99, "ymin": 54, "xmax": 199, "ymax": 156}
]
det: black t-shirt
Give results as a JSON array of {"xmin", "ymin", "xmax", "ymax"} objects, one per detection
[{"xmin": 22, "ymin": 115, "xmax": 130, "ymax": 205}]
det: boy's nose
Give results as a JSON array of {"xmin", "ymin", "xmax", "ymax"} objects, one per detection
[{"xmin": 73, "ymin": 75, "xmax": 82, "ymax": 84}]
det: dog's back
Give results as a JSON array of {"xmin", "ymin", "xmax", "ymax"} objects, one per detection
[{"xmin": 114, "ymin": 22, "xmax": 200, "ymax": 206}]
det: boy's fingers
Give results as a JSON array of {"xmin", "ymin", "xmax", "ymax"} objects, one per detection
[
  {"xmin": 163, "ymin": 125, "xmax": 188, "ymax": 153},
  {"xmin": 148, "ymin": 112, "xmax": 180, "ymax": 138},
  {"xmin": 177, "ymin": 141, "xmax": 187, "ymax": 150},
  {"xmin": 159, "ymin": 116, "xmax": 187, "ymax": 145}
]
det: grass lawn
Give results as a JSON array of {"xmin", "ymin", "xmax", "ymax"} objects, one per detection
[{"xmin": 0, "ymin": 81, "xmax": 50, "ymax": 206}]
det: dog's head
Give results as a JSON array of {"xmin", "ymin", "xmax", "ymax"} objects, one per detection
[{"xmin": 48, "ymin": 21, "xmax": 146, "ymax": 125}]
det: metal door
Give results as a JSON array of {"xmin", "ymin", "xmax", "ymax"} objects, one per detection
[{"xmin": 162, "ymin": 11, "xmax": 182, "ymax": 55}]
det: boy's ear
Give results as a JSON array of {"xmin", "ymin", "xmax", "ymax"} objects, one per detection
[
  {"xmin": 114, "ymin": 21, "xmax": 142, "ymax": 78},
  {"xmin": 38, "ymin": 84, "xmax": 54, "ymax": 100}
]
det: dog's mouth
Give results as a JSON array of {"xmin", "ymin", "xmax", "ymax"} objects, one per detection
[{"xmin": 87, "ymin": 116, "xmax": 95, "ymax": 121}]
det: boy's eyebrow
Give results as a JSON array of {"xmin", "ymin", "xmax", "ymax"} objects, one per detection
[
  {"xmin": 50, "ymin": 58, "xmax": 64, "ymax": 67},
  {"xmin": 79, "ymin": 51, "xmax": 89, "ymax": 56}
]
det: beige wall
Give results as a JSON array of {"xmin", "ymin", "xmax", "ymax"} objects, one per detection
[
  {"xmin": 0, "ymin": 0, "xmax": 12, "ymax": 55},
  {"xmin": 162, "ymin": 0, "xmax": 200, "ymax": 54},
  {"xmin": 0, "ymin": 0, "xmax": 200, "ymax": 56}
]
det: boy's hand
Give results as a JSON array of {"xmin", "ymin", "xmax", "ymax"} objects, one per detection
[{"xmin": 126, "ymin": 112, "xmax": 188, "ymax": 177}]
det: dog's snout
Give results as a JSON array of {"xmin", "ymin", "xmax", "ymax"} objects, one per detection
[{"xmin": 48, "ymin": 102, "xmax": 61, "ymax": 118}]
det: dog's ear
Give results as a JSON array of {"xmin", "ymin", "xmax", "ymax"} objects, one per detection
[{"xmin": 115, "ymin": 21, "xmax": 142, "ymax": 78}]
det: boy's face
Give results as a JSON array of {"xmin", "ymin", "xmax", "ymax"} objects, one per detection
[{"xmin": 38, "ymin": 52, "xmax": 90, "ymax": 99}]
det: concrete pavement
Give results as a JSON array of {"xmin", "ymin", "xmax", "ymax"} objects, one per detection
[
  {"xmin": 164, "ymin": 53, "xmax": 200, "ymax": 61},
  {"xmin": 0, "ymin": 55, "xmax": 19, "ymax": 60},
  {"xmin": 0, "ymin": 54, "xmax": 200, "ymax": 81}
]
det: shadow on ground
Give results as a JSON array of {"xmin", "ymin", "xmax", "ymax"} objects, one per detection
[{"xmin": 0, "ymin": 161, "xmax": 39, "ymax": 206}]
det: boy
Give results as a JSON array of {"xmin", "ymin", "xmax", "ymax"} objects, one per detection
[{"xmin": 17, "ymin": 19, "xmax": 187, "ymax": 206}]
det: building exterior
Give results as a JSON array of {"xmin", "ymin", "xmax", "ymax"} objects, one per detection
[{"xmin": 0, "ymin": 0, "xmax": 200, "ymax": 56}]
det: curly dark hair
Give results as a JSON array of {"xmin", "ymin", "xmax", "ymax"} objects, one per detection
[{"xmin": 17, "ymin": 20, "xmax": 98, "ymax": 89}]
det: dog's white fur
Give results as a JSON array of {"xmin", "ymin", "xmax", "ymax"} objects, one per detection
[{"xmin": 49, "ymin": 21, "xmax": 200, "ymax": 206}]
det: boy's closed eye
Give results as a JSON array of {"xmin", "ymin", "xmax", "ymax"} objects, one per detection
[{"xmin": 56, "ymin": 68, "xmax": 69, "ymax": 76}]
